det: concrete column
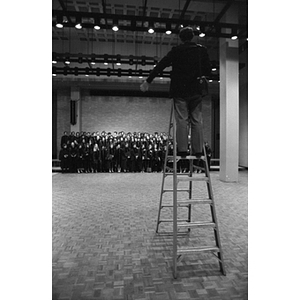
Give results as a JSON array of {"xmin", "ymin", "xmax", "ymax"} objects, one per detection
[
  {"xmin": 70, "ymin": 86, "xmax": 82, "ymax": 132},
  {"xmin": 219, "ymin": 40, "xmax": 239, "ymax": 182},
  {"xmin": 218, "ymin": 3, "xmax": 240, "ymax": 182}
]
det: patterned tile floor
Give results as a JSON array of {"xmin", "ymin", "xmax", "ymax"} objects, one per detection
[{"xmin": 52, "ymin": 170, "xmax": 248, "ymax": 300}]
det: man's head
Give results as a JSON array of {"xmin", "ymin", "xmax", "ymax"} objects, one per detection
[{"xmin": 179, "ymin": 26, "xmax": 194, "ymax": 42}]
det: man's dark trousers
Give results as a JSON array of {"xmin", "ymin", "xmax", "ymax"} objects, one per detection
[{"xmin": 173, "ymin": 94, "xmax": 203, "ymax": 155}]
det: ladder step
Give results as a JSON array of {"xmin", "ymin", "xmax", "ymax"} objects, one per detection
[
  {"xmin": 159, "ymin": 219, "xmax": 188, "ymax": 223},
  {"xmin": 167, "ymin": 155, "xmax": 205, "ymax": 160},
  {"xmin": 177, "ymin": 199, "xmax": 212, "ymax": 205},
  {"xmin": 177, "ymin": 221, "xmax": 216, "ymax": 228},
  {"xmin": 177, "ymin": 177, "xmax": 208, "ymax": 182},
  {"xmin": 177, "ymin": 246, "xmax": 220, "ymax": 255},
  {"xmin": 163, "ymin": 189, "xmax": 190, "ymax": 193},
  {"xmin": 165, "ymin": 173, "xmax": 190, "ymax": 177}
]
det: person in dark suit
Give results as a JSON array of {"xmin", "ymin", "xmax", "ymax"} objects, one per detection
[
  {"xmin": 140, "ymin": 26, "xmax": 211, "ymax": 157},
  {"xmin": 59, "ymin": 143, "xmax": 70, "ymax": 173},
  {"xmin": 69, "ymin": 142, "xmax": 78, "ymax": 173},
  {"xmin": 60, "ymin": 131, "xmax": 69, "ymax": 148}
]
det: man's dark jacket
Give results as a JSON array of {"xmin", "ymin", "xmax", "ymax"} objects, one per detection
[{"xmin": 146, "ymin": 41, "xmax": 211, "ymax": 98}]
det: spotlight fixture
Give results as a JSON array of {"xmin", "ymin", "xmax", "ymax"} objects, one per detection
[
  {"xmin": 116, "ymin": 55, "xmax": 121, "ymax": 66},
  {"xmin": 212, "ymin": 67, "xmax": 217, "ymax": 72},
  {"xmin": 138, "ymin": 69, "xmax": 143, "ymax": 78},
  {"xmin": 85, "ymin": 67, "xmax": 90, "ymax": 76},
  {"xmin": 148, "ymin": 22, "xmax": 155, "ymax": 34},
  {"xmin": 75, "ymin": 17, "xmax": 82, "ymax": 29},
  {"xmin": 112, "ymin": 19, "xmax": 119, "ymax": 32},
  {"xmin": 91, "ymin": 54, "xmax": 96, "ymax": 65},
  {"xmin": 141, "ymin": 56, "xmax": 146, "ymax": 66},
  {"xmin": 96, "ymin": 68, "xmax": 101, "ymax": 76},
  {"xmin": 165, "ymin": 23, "xmax": 172, "ymax": 35},
  {"xmin": 52, "ymin": 53, "xmax": 57, "ymax": 64},
  {"xmin": 129, "ymin": 55, "xmax": 134, "ymax": 65},
  {"xmin": 52, "ymin": 67, "xmax": 57, "ymax": 76},
  {"xmin": 231, "ymin": 29, "xmax": 238, "ymax": 40},
  {"xmin": 104, "ymin": 54, "xmax": 108, "ymax": 65},
  {"xmin": 94, "ymin": 18, "xmax": 101, "ymax": 30},
  {"xmin": 198, "ymin": 26, "xmax": 206, "ymax": 37},
  {"xmin": 56, "ymin": 15, "xmax": 63, "ymax": 28},
  {"xmin": 65, "ymin": 55, "xmax": 71, "ymax": 65}
]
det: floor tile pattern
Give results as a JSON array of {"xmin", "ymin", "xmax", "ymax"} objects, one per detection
[{"xmin": 53, "ymin": 170, "xmax": 248, "ymax": 300}]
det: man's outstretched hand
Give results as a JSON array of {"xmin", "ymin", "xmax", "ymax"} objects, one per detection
[{"xmin": 140, "ymin": 81, "xmax": 150, "ymax": 92}]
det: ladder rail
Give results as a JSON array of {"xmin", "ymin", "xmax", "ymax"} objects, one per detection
[
  {"xmin": 156, "ymin": 102, "xmax": 173, "ymax": 233},
  {"xmin": 203, "ymin": 145, "xmax": 226, "ymax": 275},
  {"xmin": 172, "ymin": 104, "xmax": 178, "ymax": 279},
  {"xmin": 156, "ymin": 99, "xmax": 226, "ymax": 278}
]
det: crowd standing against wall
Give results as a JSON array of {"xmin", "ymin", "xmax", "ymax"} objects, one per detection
[{"xmin": 59, "ymin": 131, "xmax": 211, "ymax": 173}]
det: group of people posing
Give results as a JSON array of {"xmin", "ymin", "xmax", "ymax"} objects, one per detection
[{"xmin": 59, "ymin": 130, "xmax": 211, "ymax": 174}]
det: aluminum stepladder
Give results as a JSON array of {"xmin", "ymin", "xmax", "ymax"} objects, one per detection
[{"xmin": 156, "ymin": 100, "xmax": 226, "ymax": 279}]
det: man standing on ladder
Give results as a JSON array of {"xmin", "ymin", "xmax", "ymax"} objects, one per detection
[{"xmin": 140, "ymin": 26, "xmax": 211, "ymax": 157}]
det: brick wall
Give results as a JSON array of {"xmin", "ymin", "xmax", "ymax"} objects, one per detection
[
  {"xmin": 54, "ymin": 91, "xmax": 213, "ymax": 157},
  {"xmin": 56, "ymin": 89, "xmax": 70, "ymax": 153},
  {"xmin": 81, "ymin": 95, "xmax": 171, "ymax": 134}
]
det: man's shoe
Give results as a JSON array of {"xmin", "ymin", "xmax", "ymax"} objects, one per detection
[
  {"xmin": 177, "ymin": 151, "xmax": 188, "ymax": 157},
  {"xmin": 194, "ymin": 152, "xmax": 204, "ymax": 159}
]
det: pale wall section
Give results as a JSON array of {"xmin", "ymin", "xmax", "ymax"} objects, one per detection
[{"xmin": 81, "ymin": 96, "xmax": 171, "ymax": 134}]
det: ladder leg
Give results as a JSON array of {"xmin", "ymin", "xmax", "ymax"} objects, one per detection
[
  {"xmin": 172, "ymin": 100, "xmax": 178, "ymax": 279},
  {"xmin": 203, "ymin": 144, "xmax": 226, "ymax": 275},
  {"xmin": 156, "ymin": 102, "xmax": 173, "ymax": 233}
]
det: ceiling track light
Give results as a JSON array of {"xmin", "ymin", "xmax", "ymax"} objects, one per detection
[
  {"xmin": 94, "ymin": 18, "xmax": 101, "ymax": 30},
  {"xmin": 112, "ymin": 19, "xmax": 119, "ymax": 32},
  {"xmin": 103, "ymin": 54, "xmax": 109, "ymax": 65},
  {"xmin": 75, "ymin": 16, "xmax": 82, "ymax": 29},
  {"xmin": 90, "ymin": 54, "xmax": 96, "ymax": 65},
  {"xmin": 141, "ymin": 56, "xmax": 146, "ymax": 66},
  {"xmin": 165, "ymin": 23, "xmax": 172, "ymax": 35},
  {"xmin": 129, "ymin": 55, "xmax": 134, "ymax": 65},
  {"xmin": 64, "ymin": 54, "xmax": 71, "ymax": 65},
  {"xmin": 116, "ymin": 55, "xmax": 121, "ymax": 66},
  {"xmin": 148, "ymin": 21, "xmax": 155, "ymax": 34},
  {"xmin": 56, "ymin": 15, "xmax": 64, "ymax": 28},
  {"xmin": 52, "ymin": 53, "xmax": 57, "ymax": 64},
  {"xmin": 231, "ymin": 28, "xmax": 238, "ymax": 40},
  {"xmin": 63, "ymin": 67, "xmax": 68, "ymax": 76},
  {"xmin": 196, "ymin": 25, "xmax": 206, "ymax": 37}
]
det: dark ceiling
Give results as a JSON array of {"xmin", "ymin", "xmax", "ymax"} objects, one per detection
[{"xmin": 52, "ymin": 0, "xmax": 248, "ymax": 80}]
